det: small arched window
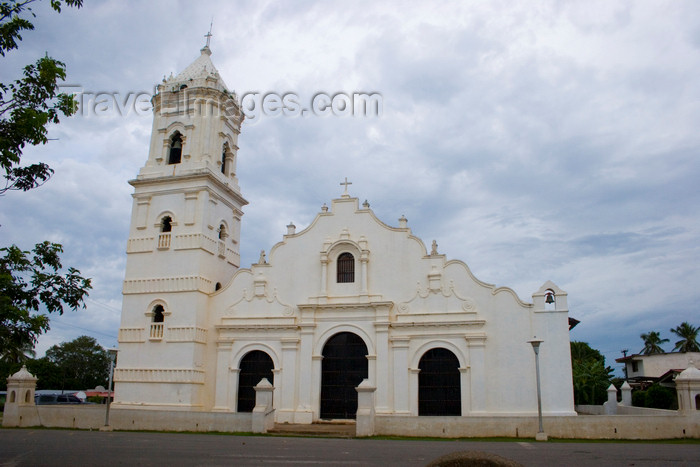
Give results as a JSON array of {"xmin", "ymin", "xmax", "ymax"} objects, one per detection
[
  {"xmin": 221, "ymin": 144, "xmax": 228, "ymax": 174},
  {"xmin": 337, "ymin": 252, "xmax": 354, "ymax": 283},
  {"xmin": 215, "ymin": 282, "xmax": 222, "ymax": 291},
  {"xmin": 153, "ymin": 305, "xmax": 165, "ymax": 323},
  {"xmin": 168, "ymin": 133, "xmax": 182, "ymax": 165},
  {"xmin": 218, "ymin": 223, "xmax": 227, "ymax": 240},
  {"xmin": 161, "ymin": 216, "xmax": 172, "ymax": 233}
]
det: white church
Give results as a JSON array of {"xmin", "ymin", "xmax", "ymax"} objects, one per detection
[{"xmin": 112, "ymin": 43, "xmax": 577, "ymax": 424}]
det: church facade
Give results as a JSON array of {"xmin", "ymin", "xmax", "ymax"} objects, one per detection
[{"xmin": 113, "ymin": 45, "xmax": 577, "ymax": 422}]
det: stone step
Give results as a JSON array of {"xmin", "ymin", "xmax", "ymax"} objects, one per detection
[{"xmin": 269, "ymin": 422, "xmax": 356, "ymax": 438}]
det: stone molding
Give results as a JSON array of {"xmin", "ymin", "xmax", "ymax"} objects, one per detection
[
  {"xmin": 119, "ymin": 326, "xmax": 207, "ymax": 344},
  {"xmin": 126, "ymin": 233, "xmax": 240, "ymax": 266},
  {"xmin": 391, "ymin": 321, "xmax": 486, "ymax": 329},
  {"xmin": 216, "ymin": 323, "xmax": 298, "ymax": 332},
  {"xmin": 127, "ymin": 236, "xmax": 155, "ymax": 253},
  {"xmin": 167, "ymin": 326, "xmax": 207, "ymax": 343},
  {"xmin": 118, "ymin": 327, "xmax": 145, "ymax": 343},
  {"xmin": 114, "ymin": 368, "xmax": 205, "ymax": 384},
  {"xmin": 123, "ymin": 275, "xmax": 213, "ymax": 294}
]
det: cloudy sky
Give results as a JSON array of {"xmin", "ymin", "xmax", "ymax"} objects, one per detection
[{"xmin": 1, "ymin": 0, "xmax": 699, "ymax": 374}]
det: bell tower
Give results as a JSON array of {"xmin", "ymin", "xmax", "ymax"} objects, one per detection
[{"xmin": 114, "ymin": 43, "xmax": 247, "ymax": 410}]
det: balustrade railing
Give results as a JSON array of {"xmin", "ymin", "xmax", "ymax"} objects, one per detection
[
  {"xmin": 157, "ymin": 233, "xmax": 171, "ymax": 249},
  {"xmin": 150, "ymin": 323, "xmax": 164, "ymax": 340},
  {"xmin": 218, "ymin": 240, "xmax": 226, "ymax": 258}
]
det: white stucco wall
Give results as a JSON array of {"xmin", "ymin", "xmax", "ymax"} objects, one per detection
[{"xmin": 208, "ymin": 195, "xmax": 576, "ymax": 421}]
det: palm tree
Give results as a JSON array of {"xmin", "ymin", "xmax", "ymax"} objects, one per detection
[
  {"xmin": 670, "ymin": 322, "xmax": 700, "ymax": 353},
  {"xmin": 639, "ymin": 331, "xmax": 669, "ymax": 355},
  {"xmin": 0, "ymin": 334, "xmax": 37, "ymax": 365}
]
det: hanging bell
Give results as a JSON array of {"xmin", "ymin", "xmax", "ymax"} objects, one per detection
[{"xmin": 545, "ymin": 292, "xmax": 555, "ymax": 304}]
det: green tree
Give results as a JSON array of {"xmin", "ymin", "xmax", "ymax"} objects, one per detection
[
  {"xmin": 26, "ymin": 355, "xmax": 60, "ymax": 389},
  {"xmin": 1, "ymin": 0, "xmax": 84, "ymax": 194},
  {"xmin": 632, "ymin": 384, "xmax": 677, "ymax": 410},
  {"xmin": 570, "ymin": 341, "xmax": 614, "ymax": 405},
  {"xmin": 1, "ymin": 242, "xmax": 91, "ymax": 361},
  {"xmin": 45, "ymin": 335, "xmax": 109, "ymax": 390},
  {"xmin": 670, "ymin": 322, "xmax": 700, "ymax": 353},
  {"xmin": 639, "ymin": 331, "xmax": 669, "ymax": 355},
  {"xmin": 0, "ymin": 333, "xmax": 35, "ymax": 364},
  {"xmin": 0, "ymin": 0, "xmax": 89, "ymax": 362}
]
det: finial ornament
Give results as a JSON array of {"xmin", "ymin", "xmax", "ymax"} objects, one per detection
[
  {"xmin": 258, "ymin": 250, "xmax": 267, "ymax": 264},
  {"xmin": 431, "ymin": 240, "xmax": 438, "ymax": 255}
]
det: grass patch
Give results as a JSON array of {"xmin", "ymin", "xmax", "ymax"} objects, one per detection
[{"xmin": 366, "ymin": 435, "xmax": 700, "ymax": 444}]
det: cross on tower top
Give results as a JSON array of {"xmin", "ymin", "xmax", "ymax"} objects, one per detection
[
  {"xmin": 340, "ymin": 177, "xmax": 352, "ymax": 197},
  {"xmin": 204, "ymin": 21, "xmax": 213, "ymax": 48}
]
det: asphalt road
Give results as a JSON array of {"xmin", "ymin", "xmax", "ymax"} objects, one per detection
[{"xmin": 1, "ymin": 429, "xmax": 699, "ymax": 466}]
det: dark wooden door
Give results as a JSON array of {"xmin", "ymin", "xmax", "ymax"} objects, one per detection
[
  {"xmin": 418, "ymin": 348, "xmax": 461, "ymax": 416},
  {"xmin": 237, "ymin": 350, "xmax": 274, "ymax": 412},
  {"xmin": 320, "ymin": 332, "xmax": 368, "ymax": 419}
]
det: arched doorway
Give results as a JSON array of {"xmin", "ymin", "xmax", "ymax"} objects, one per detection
[
  {"xmin": 418, "ymin": 347, "xmax": 461, "ymax": 416},
  {"xmin": 237, "ymin": 350, "xmax": 274, "ymax": 412},
  {"xmin": 321, "ymin": 332, "xmax": 368, "ymax": 419}
]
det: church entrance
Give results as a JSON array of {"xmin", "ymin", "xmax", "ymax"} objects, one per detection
[
  {"xmin": 418, "ymin": 347, "xmax": 461, "ymax": 416},
  {"xmin": 237, "ymin": 350, "xmax": 274, "ymax": 412},
  {"xmin": 320, "ymin": 332, "xmax": 368, "ymax": 419}
]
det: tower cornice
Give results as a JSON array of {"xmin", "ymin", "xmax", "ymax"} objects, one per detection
[{"xmin": 129, "ymin": 170, "xmax": 248, "ymax": 208}]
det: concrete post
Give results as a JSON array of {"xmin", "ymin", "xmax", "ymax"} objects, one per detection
[
  {"xmin": 603, "ymin": 383, "xmax": 617, "ymax": 415},
  {"xmin": 252, "ymin": 378, "xmax": 275, "ymax": 433},
  {"xmin": 355, "ymin": 379, "xmax": 376, "ymax": 437},
  {"xmin": 2, "ymin": 365, "xmax": 37, "ymax": 427},
  {"xmin": 620, "ymin": 381, "xmax": 632, "ymax": 406}
]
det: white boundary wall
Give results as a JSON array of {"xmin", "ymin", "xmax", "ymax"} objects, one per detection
[
  {"xmin": 4, "ymin": 405, "xmax": 699, "ymax": 439},
  {"xmin": 374, "ymin": 414, "xmax": 700, "ymax": 440},
  {"xmin": 4, "ymin": 405, "xmax": 252, "ymax": 433}
]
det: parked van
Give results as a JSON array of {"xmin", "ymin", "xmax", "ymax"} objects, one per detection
[{"xmin": 35, "ymin": 394, "xmax": 83, "ymax": 405}]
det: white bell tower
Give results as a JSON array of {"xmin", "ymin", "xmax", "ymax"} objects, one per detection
[{"xmin": 114, "ymin": 42, "xmax": 247, "ymax": 410}]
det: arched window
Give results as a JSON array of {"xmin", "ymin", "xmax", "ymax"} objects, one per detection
[
  {"xmin": 337, "ymin": 252, "xmax": 354, "ymax": 283},
  {"xmin": 215, "ymin": 282, "xmax": 222, "ymax": 291},
  {"xmin": 25, "ymin": 390, "xmax": 31, "ymax": 403},
  {"xmin": 161, "ymin": 216, "xmax": 172, "ymax": 233},
  {"xmin": 168, "ymin": 133, "xmax": 182, "ymax": 165},
  {"xmin": 149, "ymin": 304, "xmax": 165, "ymax": 340},
  {"xmin": 221, "ymin": 144, "xmax": 228, "ymax": 174},
  {"xmin": 695, "ymin": 394, "xmax": 700, "ymax": 410},
  {"xmin": 152, "ymin": 305, "xmax": 165, "ymax": 323},
  {"xmin": 218, "ymin": 223, "xmax": 227, "ymax": 240}
]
